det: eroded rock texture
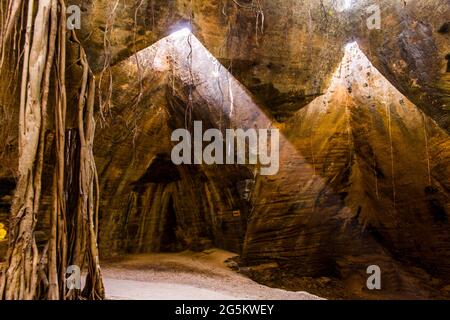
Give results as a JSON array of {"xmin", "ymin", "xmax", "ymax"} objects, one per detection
[
  {"xmin": 89, "ymin": 31, "xmax": 450, "ymax": 299},
  {"xmin": 243, "ymin": 43, "xmax": 450, "ymax": 299},
  {"xmin": 70, "ymin": 0, "xmax": 349, "ymax": 121},
  {"xmin": 93, "ymin": 32, "xmax": 269, "ymax": 256},
  {"xmin": 0, "ymin": 0, "xmax": 449, "ymax": 299},
  {"xmin": 69, "ymin": 0, "xmax": 449, "ymax": 127},
  {"xmin": 353, "ymin": 0, "xmax": 450, "ymax": 131}
]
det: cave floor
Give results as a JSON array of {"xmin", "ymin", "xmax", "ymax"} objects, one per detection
[{"xmin": 101, "ymin": 249, "xmax": 321, "ymax": 300}]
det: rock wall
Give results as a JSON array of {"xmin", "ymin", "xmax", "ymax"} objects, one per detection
[
  {"xmin": 242, "ymin": 43, "xmax": 450, "ymax": 299},
  {"xmin": 354, "ymin": 0, "xmax": 450, "ymax": 131},
  {"xmin": 70, "ymin": 0, "xmax": 349, "ymax": 121},
  {"xmin": 93, "ymin": 32, "xmax": 261, "ymax": 256},
  {"xmin": 90, "ymin": 31, "xmax": 450, "ymax": 298},
  {"xmin": 70, "ymin": 0, "xmax": 449, "ymax": 129},
  {"xmin": 0, "ymin": 0, "xmax": 449, "ymax": 299}
]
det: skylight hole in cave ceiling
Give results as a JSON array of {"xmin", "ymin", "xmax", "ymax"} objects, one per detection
[
  {"xmin": 170, "ymin": 27, "xmax": 192, "ymax": 39},
  {"xmin": 335, "ymin": 0, "xmax": 354, "ymax": 12}
]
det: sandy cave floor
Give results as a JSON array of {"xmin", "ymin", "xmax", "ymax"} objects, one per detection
[{"xmin": 100, "ymin": 249, "xmax": 322, "ymax": 300}]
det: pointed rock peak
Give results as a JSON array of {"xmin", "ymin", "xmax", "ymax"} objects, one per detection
[
  {"xmin": 329, "ymin": 41, "xmax": 384, "ymax": 94},
  {"xmin": 115, "ymin": 26, "xmax": 274, "ymax": 130},
  {"xmin": 325, "ymin": 41, "xmax": 416, "ymax": 114}
]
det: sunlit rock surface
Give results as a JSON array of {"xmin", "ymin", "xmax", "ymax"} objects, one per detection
[
  {"xmin": 0, "ymin": 0, "xmax": 449, "ymax": 300},
  {"xmin": 243, "ymin": 42, "xmax": 450, "ymax": 299},
  {"xmin": 92, "ymin": 33, "xmax": 450, "ymax": 298},
  {"xmin": 353, "ymin": 0, "xmax": 450, "ymax": 131},
  {"xmin": 70, "ymin": 0, "xmax": 449, "ymax": 128},
  {"xmin": 94, "ymin": 30, "xmax": 273, "ymax": 256}
]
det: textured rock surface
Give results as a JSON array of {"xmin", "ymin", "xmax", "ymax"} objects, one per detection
[
  {"xmin": 94, "ymin": 31, "xmax": 266, "ymax": 256},
  {"xmin": 70, "ymin": 0, "xmax": 349, "ymax": 121},
  {"xmin": 243, "ymin": 43, "xmax": 450, "ymax": 299},
  {"xmin": 353, "ymin": 0, "xmax": 450, "ymax": 131},
  {"xmin": 91, "ymin": 33, "xmax": 450, "ymax": 298},
  {"xmin": 69, "ymin": 0, "xmax": 449, "ymax": 127},
  {"xmin": 0, "ymin": 0, "xmax": 449, "ymax": 299}
]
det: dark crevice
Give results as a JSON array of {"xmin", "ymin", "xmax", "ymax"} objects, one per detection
[
  {"xmin": 160, "ymin": 197, "xmax": 181, "ymax": 252},
  {"xmin": 425, "ymin": 186, "xmax": 448, "ymax": 224},
  {"xmin": 438, "ymin": 22, "xmax": 450, "ymax": 34},
  {"xmin": 446, "ymin": 54, "xmax": 450, "ymax": 73},
  {"xmin": 132, "ymin": 154, "xmax": 181, "ymax": 189},
  {"xmin": 0, "ymin": 177, "xmax": 15, "ymax": 213}
]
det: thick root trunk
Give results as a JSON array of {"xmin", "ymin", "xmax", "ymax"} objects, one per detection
[{"xmin": 0, "ymin": 0, "xmax": 104, "ymax": 300}]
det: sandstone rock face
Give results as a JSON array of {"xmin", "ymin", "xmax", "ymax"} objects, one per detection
[
  {"xmin": 0, "ymin": 0, "xmax": 449, "ymax": 299},
  {"xmin": 243, "ymin": 42, "xmax": 450, "ymax": 298},
  {"xmin": 70, "ymin": 0, "xmax": 449, "ymax": 128},
  {"xmin": 94, "ymin": 31, "xmax": 268, "ymax": 256},
  {"xmin": 353, "ymin": 0, "xmax": 450, "ymax": 131},
  {"xmin": 90, "ymin": 33, "xmax": 450, "ymax": 298},
  {"xmin": 71, "ymin": 0, "xmax": 349, "ymax": 121}
]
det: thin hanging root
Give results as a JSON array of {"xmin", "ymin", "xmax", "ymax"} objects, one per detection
[
  {"xmin": 254, "ymin": 0, "xmax": 264, "ymax": 45},
  {"xmin": 371, "ymin": 110, "xmax": 380, "ymax": 200},
  {"xmin": 0, "ymin": 0, "xmax": 24, "ymax": 69},
  {"xmin": 230, "ymin": 0, "xmax": 264, "ymax": 45},
  {"xmin": 184, "ymin": 32, "xmax": 195, "ymax": 130},
  {"xmin": 132, "ymin": 0, "xmax": 145, "ymax": 109},
  {"xmin": 366, "ymin": 65, "xmax": 379, "ymax": 199},
  {"xmin": 345, "ymin": 90, "xmax": 353, "ymax": 161},
  {"xmin": 182, "ymin": 0, "xmax": 195, "ymax": 130},
  {"xmin": 309, "ymin": 121, "xmax": 316, "ymax": 178},
  {"xmin": 421, "ymin": 113, "xmax": 432, "ymax": 186},
  {"xmin": 18, "ymin": 0, "xmax": 34, "ymax": 145},
  {"xmin": 48, "ymin": 0, "xmax": 66, "ymax": 300},
  {"xmin": 386, "ymin": 101, "xmax": 396, "ymax": 209},
  {"xmin": 98, "ymin": 0, "xmax": 119, "ymax": 125}
]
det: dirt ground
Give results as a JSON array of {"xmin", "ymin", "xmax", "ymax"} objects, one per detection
[{"xmin": 101, "ymin": 248, "xmax": 322, "ymax": 300}]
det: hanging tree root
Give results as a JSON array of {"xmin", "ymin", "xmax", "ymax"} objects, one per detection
[
  {"xmin": 72, "ymin": 30, "xmax": 104, "ymax": 300},
  {"xmin": 97, "ymin": 0, "xmax": 119, "ymax": 125},
  {"xmin": 47, "ymin": 0, "xmax": 66, "ymax": 300},
  {"xmin": 0, "ymin": 0, "xmax": 52, "ymax": 300},
  {"xmin": 0, "ymin": 0, "xmax": 104, "ymax": 300}
]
